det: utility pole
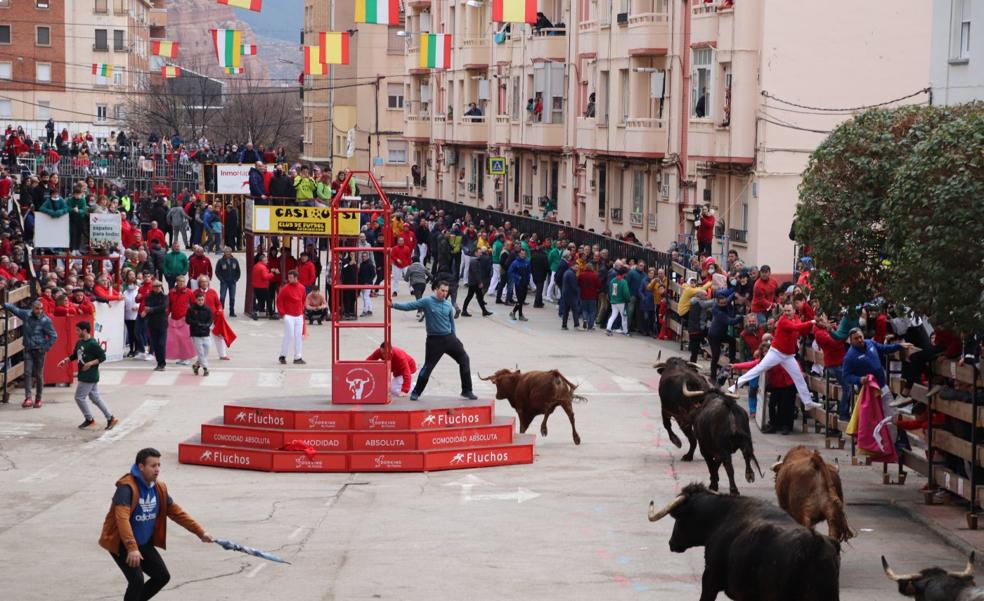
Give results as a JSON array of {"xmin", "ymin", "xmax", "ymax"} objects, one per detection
[{"xmin": 373, "ymin": 75, "xmax": 382, "ymax": 173}]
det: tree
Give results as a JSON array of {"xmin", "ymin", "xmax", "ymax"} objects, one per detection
[
  {"xmin": 884, "ymin": 105, "xmax": 984, "ymax": 332},
  {"xmin": 124, "ymin": 59, "xmax": 224, "ymax": 143},
  {"xmin": 211, "ymin": 73, "xmax": 301, "ymax": 155}
]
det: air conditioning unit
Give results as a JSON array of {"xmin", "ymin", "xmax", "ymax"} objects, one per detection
[{"xmin": 616, "ymin": 12, "xmax": 628, "ymax": 25}]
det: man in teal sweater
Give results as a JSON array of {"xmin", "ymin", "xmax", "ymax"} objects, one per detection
[
  {"xmin": 546, "ymin": 241, "xmax": 562, "ymax": 302},
  {"xmin": 606, "ymin": 265, "xmax": 632, "ymax": 336},
  {"xmin": 393, "ymin": 281, "xmax": 476, "ymax": 401}
]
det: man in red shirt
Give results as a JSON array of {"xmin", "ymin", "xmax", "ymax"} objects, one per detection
[
  {"xmin": 696, "ymin": 206, "xmax": 715, "ymax": 256},
  {"xmin": 814, "ymin": 315, "xmax": 851, "ymax": 419},
  {"xmin": 69, "ymin": 288, "xmax": 96, "ymax": 316},
  {"xmin": 187, "ymin": 246, "xmax": 213, "ymax": 281},
  {"xmin": 296, "ymin": 252, "xmax": 317, "ymax": 293},
  {"xmin": 730, "ymin": 302, "xmax": 821, "ymax": 412},
  {"xmin": 366, "ymin": 343, "xmax": 417, "ymax": 397},
  {"xmin": 276, "ymin": 270, "xmax": 306, "ymax": 365},
  {"xmin": 250, "ymin": 253, "xmax": 277, "ymax": 320},
  {"xmin": 750, "ymin": 264, "xmax": 779, "ymax": 325},
  {"xmin": 391, "ymin": 235, "xmax": 412, "ymax": 296},
  {"xmin": 146, "ymin": 221, "xmax": 167, "ymax": 249}
]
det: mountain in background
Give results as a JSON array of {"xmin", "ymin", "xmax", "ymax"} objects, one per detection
[{"xmin": 235, "ymin": 2, "xmax": 304, "ymax": 44}]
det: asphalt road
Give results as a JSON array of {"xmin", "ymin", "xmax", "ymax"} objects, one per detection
[{"xmin": 0, "ymin": 284, "xmax": 972, "ymax": 601}]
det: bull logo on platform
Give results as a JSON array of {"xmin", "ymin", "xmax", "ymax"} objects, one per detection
[{"xmin": 345, "ymin": 368, "xmax": 375, "ymax": 401}]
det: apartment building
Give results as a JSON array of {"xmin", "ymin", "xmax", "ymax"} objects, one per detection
[
  {"xmin": 403, "ymin": 0, "xmax": 930, "ymax": 268},
  {"xmin": 0, "ymin": 0, "xmax": 157, "ymax": 144},
  {"xmin": 302, "ymin": 0, "xmax": 407, "ymax": 189},
  {"xmin": 931, "ymin": 0, "xmax": 984, "ymax": 105}
]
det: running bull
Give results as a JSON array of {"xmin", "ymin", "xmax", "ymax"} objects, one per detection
[
  {"xmin": 654, "ymin": 356, "xmax": 709, "ymax": 461},
  {"xmin": 772, "ymin": 445, "xmax": 853, "ymax": 542},
  {"xmin": 691, "ymin": 387, "xmax": 763, "ymax": 495},
  {"xmin": 882, "ymin": 553, "xmax": 982, "ymax": 600},
  {"xmin": 648, "ymin": 483, "xmax": 842, "ymax": 601},
  {"xmin": 478, "ymin": 369, "xmax": 582, "ymax": 444}
]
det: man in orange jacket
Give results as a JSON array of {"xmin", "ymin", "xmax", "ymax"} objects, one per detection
[{"xmin": 100, "ymin": 448, "xmax": 213, "ymax": 601}]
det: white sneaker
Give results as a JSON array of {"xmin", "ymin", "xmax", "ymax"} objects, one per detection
[
  {"xmin": 176, "ymin": 359, "xmax": 191, "ymax": 366},
  {"xmin": 143, "ymin": 353, "xmax": 154, "ymax": 361},
  {"xmin": 727, "ymin": 384, "xmax": 737, "ymax": 394},
  {"xmin": 803, "ymin": 400, "xmax": 823, "ymax": 412}
]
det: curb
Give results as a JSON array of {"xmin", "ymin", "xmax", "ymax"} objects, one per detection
[{"xmin": 892, "ymin": 500, "xmax": 984, "ymax": 565}]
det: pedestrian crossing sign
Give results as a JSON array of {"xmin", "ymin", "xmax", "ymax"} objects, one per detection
[{"xmin": 489, "ymin": 156, "xmax": 507, "ymax": 176}]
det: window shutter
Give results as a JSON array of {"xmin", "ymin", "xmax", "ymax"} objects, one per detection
[
  {"xmin": 420, "ymin": 12, "xmax": 431, "ymax": 32},
  {"xmin": 534, "ymin": 63, "xmax": 546, "ymax": 95},
  {"xmin": 420, "ymin": 83, "xmax": 431, "ymax": 102},
  {"xmin": 650, "ymin": 71, "xmax": 665, "ymax": 98},
  {"xmin": 478, "ymin": 78, "xmax": 489, "ymax": 100}
]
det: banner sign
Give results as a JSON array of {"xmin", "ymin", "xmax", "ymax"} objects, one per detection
[
  {"xmin": 216, "ymin": 164, "xmax": 253, "ymax": 194},
  {"xmin": 89, "ymin": 213, "xmax": 122, "ymax": 246},
  {"xmin": 94, "ymin": 301, "xmax": 125, "ymax": 363},
  {"xmin": 34, "ymin": 213, "xmax": 70, "ymax": 248},
  {"xmin": 251, "ymin": 205, "xmax": 360, "ymax": 236}
]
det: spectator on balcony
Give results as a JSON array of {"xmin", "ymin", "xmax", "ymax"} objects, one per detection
[
  {"xmin": 585, "ymin": 93, "xmax": 596, "ymax": 118},
  {"xmin": 248, "ymin": 162, "xmax": 267, "ymax": 201},
  {"xmin": 294, "ymin": 165, "xmax": 317, "ymax": 206},
  {"xmin": 696, "ymin": 205, "xmax": 715, "ymax": 256},
  {"xmin": 533, "ymin": 94, "xmax": 544, "ymax": 122},
  {"xmin": 411, "ymin": 164, "xmax": 421, "ymax": 187},
  {"xmin": 238, "ymin": 142, "xmax": 262, "ymax": 164},
  {"xmin": 526, "ymin": 98, "xmax": 535, "ymax": 121},
  {"xmin": 269, "ymin": 166, "xmax": 294, "ymax": 205},
  {"xmin": 695, "ymin": 87, "xmax": 709, "ymax": 118},
  {"xmin": 534, "ymin": 11, "xmax": 554, "ymax": 33},
  {"xmin": 464, "ymin": 103, "xmax": 483, "ymax": 122}
]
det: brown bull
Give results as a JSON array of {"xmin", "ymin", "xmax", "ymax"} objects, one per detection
[
  {"xmin": 772, "ymin": 445, "xmax": 853, "ymax": 542},
  {"xmin": 478, "ymin": 369, "xmax": 582, "ymax": 444}
]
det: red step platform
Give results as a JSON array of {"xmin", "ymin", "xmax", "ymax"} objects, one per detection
[{"xmin": 178, "ymin": 396, "xmax": 536, "ymax": 473}]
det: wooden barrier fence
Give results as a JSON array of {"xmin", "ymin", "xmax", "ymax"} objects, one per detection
[{"xmin": 0, "ymin": 285, "xmax": 30, "ymax": 402}]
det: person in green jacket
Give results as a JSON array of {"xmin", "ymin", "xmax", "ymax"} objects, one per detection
[
  {"xmin": 68, "ymin": 182, "xmax": 88, "ymax": 250},
  {"xmin": 39, "ymin": 191, "xmax": 69, "ymax": 217},
  {"xmin": 489, "ymin": 236, "xmax": 505, "ymax": 297},
  {"xmin": 606, "ymin": 264, "xmax": 631, "ymax": 336},
  {"xmin": 58, "ymin": 321, "xmax": 117, "ymax": 430},
  {"xmin": 163, "ymin": 241, "xmax": 189, "ymax": 289},
  {"xmin": 546, "ymin": 241, "xmax": 562, "ymax": 302},
  {"xmin": 293, "ymin": 165, "xmax": 317, "ymax": 205}
]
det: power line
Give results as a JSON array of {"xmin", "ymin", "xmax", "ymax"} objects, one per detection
[
  {"xmin": 760, "ymin": 88, "xmax": 930, "ymax": 113},
  {"xmin": 756, "ymin": 115, "xmax": 832, "ymax": 135}
]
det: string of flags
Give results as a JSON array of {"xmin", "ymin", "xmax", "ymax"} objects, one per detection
[
  {"xmin": 91, "ymin": 64, "xmax": 112, "ymax": 77},
  {"xmin": 492, "ymin": 0, "xmax": 537, "ymax": 23},
  {"xmin": 161, "ymin": 66, "xmax": 181, "ymax": 78},
  {"xmin": 242, "ymin": 43, "xmax": 257, "ymax": 56},
  {"xmin": 217, "ymin": 0, "xmax": 262, "ymax": 11},
  {"xmin": 211, "ymin": 29, "xmax": 243, "ymax": 69},
  {"xmin": 303, "ymin": 32, "xmax": 350, "ymax": 76},
  {"xmin": 419, "ymin": 34, "xmax": 451, "ymax": 70},
  {"xmin": 355, "ymin": 0, "xmax": 400, "ymax": 25}
]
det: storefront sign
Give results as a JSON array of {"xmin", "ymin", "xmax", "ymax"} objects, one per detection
[{"xmin": 251, "ymin": 205, "xmax": 360, "ymax": 236}]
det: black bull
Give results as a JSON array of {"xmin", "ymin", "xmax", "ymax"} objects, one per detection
[
  {"xmin": 693, "ymin": 392, "xmax": 763, "ymax": 495},
  {"xmin": 654, "ymin": 357, "xmax": 709, "ymax": 461},
  {"xmin": 881, "ymin": 553, "xmax": 982, "ymax": 600},
  {"xmin": 649, "ymin": 483, "xmax": 842, "ymax": 601}
]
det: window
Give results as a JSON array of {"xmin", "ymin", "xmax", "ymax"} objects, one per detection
[
  {"xmin": 691, "ymin": 47, "xmax": 713, "ymax": 118},
  {"xmin": 510, "ymin": 75, "xmax": 520, "ymax": 120},
  {"xmin": 598, "ymin": 70, "xmax": 610, "ymax": 125},
  {"xmin": 420, "ymin": 82, "xmax": 431, "ymax": 114},
  {"xmin": 632, "ymin": 170, "xmax": 645, "ymax": 215},
  {"xmin": 37, "ymin": 100, "xmax": 49, "ymax": 119},
  {"xmin": 596, "ymin": 164, "xmax": 607, "ymax": 217},
  {"xmin": 94, "ymin": 0, "xmax": 108, "ymax": 13},
  {"xmin": 0, "ymin": 1, "xmax": 9, "ymax": 7},
  {"xmin": 36, "ymin": 0, "xmax": 50, "ymax": 8},
  {"xmin": 113, "ymin": 70, "xmax": 123, "ymax": 87},
  {"xmin": 114, "ymin": 29, "xmax": 125, "ymax": 51},
  {"xmin": 96, "ymin": 104, "xmax": 108, "ymax": 123},
  {"xmin": 0, "ymin": 100, "xmax": 10, "ymax": 119},
  {"xmin": 619, "ymin": 69, "xmax": 629, "ymax": 123},
  {"xmin": 612, "ymin": 168, "xmax": 623, "ymax": 212},
  {"xmin": 113, "ymin": 0, "xmax": 126, "ymax": 13},
  {"xmin": 954, "ymin": 0, "xmax": 972, "ymax": 60},
  {"xmin": 0, "ymin": 25, "xmax": 9, "ymax": 44},
  {"xmin": 649, "ymin": 69, "xmax": 667, "ymax": 118},
  {"xmin": 114, "ymin": 104, "xmax": 126, "ymax": 120},
  {"xmin": 36, "ymin": 62, "xmax": 51, "ymax": 82},
  {"xmin": 387, "ymin": 139, "xmax": 408, "ymax": 164},
  {"xmin": 533, "ymin": 62, "xmax": 565, "ymax": 124},
  {"xmin": 94, "ymin": 29, "xmax": 108, "ymax": 51},
  {"xmin": 0, "ymin": 61, "xmax": 10, "ymax": 80},
  {"xmin": 36, "ymin": 25, "xmax": 50, "ymax": 46},
  {"xmin": 387, "ymin": 82, "xmax": 404, "ymax": 109},
  {"xmin": 387, "ymin": 26, "xmax": 403, "ymax": 53}
]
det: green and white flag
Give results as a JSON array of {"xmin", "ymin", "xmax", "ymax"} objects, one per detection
[{"xmin": 211, "ymin": 29, "xmax": 243, "ymax": 68}]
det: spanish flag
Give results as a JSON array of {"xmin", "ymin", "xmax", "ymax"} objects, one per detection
[
  {"xmin": 319, "ymin": 32, "xmax": 350, "ymax": 65},
  {"xmin": 91, "ymin": 64, "xmax": 113, "ymax": 77},
  {"xmin": 419, "ymin": 34, "xmax": 451, "ymax": 70},
  {"xmin": 304, "ymin": 46, "xmax": 327, "ymax": 76},
  {"xmin": 355, "ymin": 0, "xmax": 399, "ymax": 25},
  {"xmin": 151, "ymin": 40, "xmax": 179, "ymax": 58},
  {"xmin": 492, "ymin": 0, "xmax": 537, "ymax": 23},
  {"xmin": 217, "ymin": 0, "xmax": 262, "ymax": 12},
  {"xmin": 161, "ymin": 66, "xmax": 181, "ymax": 78}
]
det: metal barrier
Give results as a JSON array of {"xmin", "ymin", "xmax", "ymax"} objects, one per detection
[
  {"xmin": 33, "ymin": 254, "xmax": 122, "ymax": 286},
  {"xmin": 19, "ymin": 156, "xmax": 203, "ymax": 199}
]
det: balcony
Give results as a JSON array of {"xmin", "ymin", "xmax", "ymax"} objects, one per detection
[
  {"xmin": 149, "ymin": 8, "xmax": 167, "ymax": 28},
  {"xmin": 458, "ymin": 36, "xmax": 490, "ymax": 69},
  {"xmin": 527, "ymin": 28, "xmax": 567, "ymax": 60},
  {"xmin": 432, "ymin": 114, "xmax": 447, "ymax": 141},
  {"xmin": 621, "ymin": 12, "xmax": 670, "ymax": 57},
  {"xmin": 493, "ymin": 115, "xmax": 511, "ymax": 145},
  {"xmin": 728, "ymin": 228, "xmax": 747, "ymax": 244},
  {"xmin": 575, "ymin": 117, "xmax": 596, "ymax": 151},
  {"xmin": 407, "ymin": 0, "xmax": 430, "ymax": 7},
  {"xmin": 447, "ymin": 116, "xmax": 487, "ymax": 145},
  {"xmin": 620, "ymin": 118, "xmax": 667, "ymax": 152},
  {"xmin": 405, "ymin": 114, "xmax": 431, "ymax": 140},
  {"xmin": 688, "ymin": 120, "xmax": 753, "ymax": 162},
  {"xmin": 523, "ymin": 121, "xmax": 564, "ymax": 149}
]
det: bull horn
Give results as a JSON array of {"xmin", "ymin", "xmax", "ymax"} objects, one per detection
[
  {"xmin": 477, "ymin": 372, "xmax": 492, "ymax": 381},
  {"xmin": 657, "ymin": 350, "xmax": 662, "ymax": 360},
  {"xmin": 950, "ymin": 552, "xmax": 976, "ymax": 578},
  {"xmin": 687, "ymin": 362, "xmax": 701, "ymax": 370},
  {"xmin": 682, "ymin": 385, "xmax": 705, "ymax": 398},
  {"xmin": 881, "ymin": 556, "xmax": 920, "ymax": 582},
  {"xmin": 723, "ymin": 388, "xmax": 739, "ymax": 399},
  {"xmin": 653, "ymin": 362, "xmax": 667, "ymax": 370},
  {"xmin": 648, "ymin": 496, "xmax": 686, "ymax": 522},
  {"xmin": 770, "ymin": 461, "xmax": 783, "ymax": 473},
  {"xmin": 752, "ymin": 455, "xmax": 765, "ymax": 478}
]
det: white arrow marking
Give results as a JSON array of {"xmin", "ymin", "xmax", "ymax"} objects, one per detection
[
  {"xmin": 613, "ymin": 376, "xmax": 647, "ymax": 392},
  {"xmin": 443, "ymin": 474, "xmax": 491, "ymax": 503},
  {"xmin": 468, "ymin": 488, "xmax": 540, "ymax": 504},
  {"xmin": 257, "ymin": 372, "xmax": 284, "ymax": 387}
]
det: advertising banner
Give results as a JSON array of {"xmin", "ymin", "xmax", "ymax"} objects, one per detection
[
  {"xmin": 34, "ymin": 213, "xmax": 70, "ymax": 249},
  {"xmin": 216, "ymin": 164, "xmax": 253, "ymax": 194},
  {"xmin": 252, "ymin": 205, "xmax": 360, "ymax": 236},
  {"xmin": 93, "ymin": 300, "xmax": 125, "ymax": 363},
  {"xmin": 89, "ymin": 213, "xmax": 122, "ymax": 246}
]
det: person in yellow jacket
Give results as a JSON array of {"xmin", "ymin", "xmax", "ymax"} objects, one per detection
[{"xmin": 677, "ymin": 277, "xmax": 713, "ymax": 318}]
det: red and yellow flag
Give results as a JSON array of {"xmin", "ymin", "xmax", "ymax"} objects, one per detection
[
  {"xmin": 492, "ymin": 0, "xmax": 537, "ymax": 23},
  {"xmin": 319, "ymin": 32, "xmax": 350, "ymax": 65},
  {"xmin": 303, "ymin": 46, "xmax": 327, "ymax": 75},
  {"xmin": 151, "ymin": 40, "xmax": 179, "ymax": 58},
  {"xmin": 161, "ymin": 66, "xmax": 181, "ymax": 78},
  {"xmin": 217, "ymin": 0, "xmax": 262, "ymax": 12}
]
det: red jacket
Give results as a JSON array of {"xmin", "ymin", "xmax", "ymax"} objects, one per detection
[
  {"xmin": 897, "ymin": 411, "xmax": 946, "ymax": 432},
  {"xmin": 146, "ymin": 228, "xmax": 167, "ymax": 248},
  {"xmin": 276, "ymin": 282, "xmax": 306, "ymax": 316},
  {"xmin": 740, "ymin": 326, "xmax": 765, "ymax": 355},
  {"xmin": 137, "ymin": 281, "xmax": 154, "ymax": 312},
  {"xmin": 53, "ymin": 304, "xmax": 78, "ymax": 317},
  {"xmin": 39, "ymin": 295, "xmax": 56, "ymax": 315},
  {"xmin": 798, "ymin": 302, "xmax": 815, "ymax": 322},
  {"xmin": 813, "ymin": 326, "xmax": 847, "ymax": 368},
  {"xmin": 71, "ymin": 296, "xmax": 95, "ymax": 316},
  {"xmin": 366, "ymin": 346, "xmax": 417, "ymax": 393},
  {"xmin": 188, "ymin": 255, "xmax": 213, "ymax": 280},
  {"xmin": 772, "ymin": 315, "xmax": 813, "ymax": 355},
  {"xmin": 391, "ymin": 245, "xmax": 412, "ymax": 269},
  {"xmin": 94, "ymin": 284, "xmax": 121, "ymax": 302},
  {"xmin": 251, "ymin": 262, "xmax": 275, "ymax": 289},
  {"xmin": 297, "ymin": 261, "xmax": 316, "ymax": 288},
  {"xmin": 873, "ymin": 314, "xmax": 888, "ymax": 344},
  {"xmin": 168, "ymin": 287, "xmax": 195, "ymax": 320},
  {"xmin": 577, "ymin": 269, "xmax": 602, "ymax": 300},
  {"xmin": 697, "ymin": 214, "xmax": 715, "ymax": 244},
  {"xmin": 751, "ymin": 277, "xmax": 779, "ymax": 313}
]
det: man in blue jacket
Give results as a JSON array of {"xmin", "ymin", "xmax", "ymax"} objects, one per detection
[
  {"xmin": 393, "ymin": 281, "xmax": 477, "ymax": 401},
  {"xmin": 247, "ymin": 162, "xmax": 266, "ymax": 200},
  {"xmin": 842, "ymin": 327, "xmax": 913, "ymax": 408},
  {"xmin": 4, "ymin": 299, "xmax": 56, "ymax": 408}
]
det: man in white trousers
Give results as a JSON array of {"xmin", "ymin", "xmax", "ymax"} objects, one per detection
[
  {"xmin": 366, "ymin": 343, "xmax": 417, "ymax": 398},
  {"xmin": 276, "ymin": 270, "xmax": 306, "ymax": 365},
  {"xmin": 729, "ymin": 303, "xmax": 822, "ymax": 411}
]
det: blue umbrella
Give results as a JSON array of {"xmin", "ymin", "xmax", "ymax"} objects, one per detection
[{"xmin": 214, "ymin": 538, "xmax": 291, "ymax": 565}]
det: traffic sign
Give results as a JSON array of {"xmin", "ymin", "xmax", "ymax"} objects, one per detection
[{"xmin": 488, "ymin": 156, "xmax": 507, "ymax": 176}]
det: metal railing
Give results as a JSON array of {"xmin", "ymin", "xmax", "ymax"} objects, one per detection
[{"xmin": 728, "ymin": 227, "xmax": 747, "ymax": 244}]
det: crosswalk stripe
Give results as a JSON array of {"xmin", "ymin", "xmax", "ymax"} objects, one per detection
[
  {"xmin": 257, "ymin": 372, "xmax": 284, "ymax": 387},
  {"xmin": 201, "ymin": 371, "xmax": 233, "ymax": 387},
  {"xmin": 309, "ymin": 373, "xmax": 330, "ymax": 388},
  {"xmin": 573, "ymin": 378, "xmax": 597, "ymax": 393},
  {"xmin": 99, "ymin": 371, "xmax": 125, "ymax": 386},
  {"xmin": 612, "ymin": 376, "xmax": 647, "ymax": 392},
  {"xmin": 146, "ymin": 371, "xmax": 178, "ymax": 386}
]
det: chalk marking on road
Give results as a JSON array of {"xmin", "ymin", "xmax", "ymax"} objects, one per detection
[
  {"xmin": 573, "ymin": 378, "xmax": 598, "ymax": 393},
  {"xmin": 201, "ymin": 371, "xmax": 233, "ymax": 387},
  {"xmin": 444, "ymin": 475, "xmax": 537, "ymax": 503},
  {"xmin": 0, "ymin": 421, "xmax": 44, "ymax": 439},
  {"xmin": 309, "ymin": 373, "xmax": 330, "ymax": 388},
  {"xmin": 257, "ymin": 372, "xmax": 284, "ymax": 387},
  {"xmin": 288, "ymin": 527, "xmax": 306, "ymax": 541},
  {"xmin": 612, "ymin": 376, "xmax": 648, "ymax": 392},
  {"xmin": 98, "ymin": 370, "xmax": 125, "ymax": 385},
  {"xmin": 94, "ymin": 399, "xmax": 169, "ymax": 445},
  {"xmin": 245, "ymin": 563, "xmax": 266, "ymax": 579},
  {"xmin": 146, "ymin": 371, "xmax": 178, "ymax": 386}
]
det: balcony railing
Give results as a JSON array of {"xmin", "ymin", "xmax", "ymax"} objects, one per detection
[
  {"xmin": 523, "ymin": 194, "xmax": 533, "ymax": 207},
  {"xmin": 625, "ymin": 117, "xmax": 666, "ymax": 129},
  {"xmin": 630, "ymin": 212, "xmax": 643, "ymax": 226},
  {"xmin": 728, "ymin": 228, "xmax": 748, "ymax": 244},
  {"xmin": 610, "ymin": 207, "xmax": 623, "ymax": 223},
  {"xmin": 628, "ymin": 11, "xmax": 670, "ymax": 25},
  {"xmin": 648, "ymin": 214, "xmax": 658, "ymax": 230}
]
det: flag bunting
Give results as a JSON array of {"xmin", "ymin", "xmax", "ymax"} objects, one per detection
[
  {"xmin": 355, "ymin": 0, "xmax": 400, "ymax": 25},
  {"xmin": 91, "ymin": 63, "xmax": 113, "ymax": 77},
  {"xmin": 217, "ymin": 0, "xmax": 262, "ymax": 12},
  {"xmin": 419, "ymin": 34, "xmax": 451, "ymax": 69},
  {"xmin": 211, "ymin": 28, "xmax": 243, "ymax": 68},
  {"xmin": 319, "ymin": 32, "xmax": 350, "ymax": 65},
  {"xmin": 492, "ymin": 0, "xmax": 537, "ymax": 24},
  {"xmin": 151, "ymin": 40, "xmax": 179, "ymax": 58}
]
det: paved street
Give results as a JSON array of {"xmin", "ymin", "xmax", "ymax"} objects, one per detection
[{"xmin": 0, "ymin": 285, "xmax": 974, "ymax": 601}]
